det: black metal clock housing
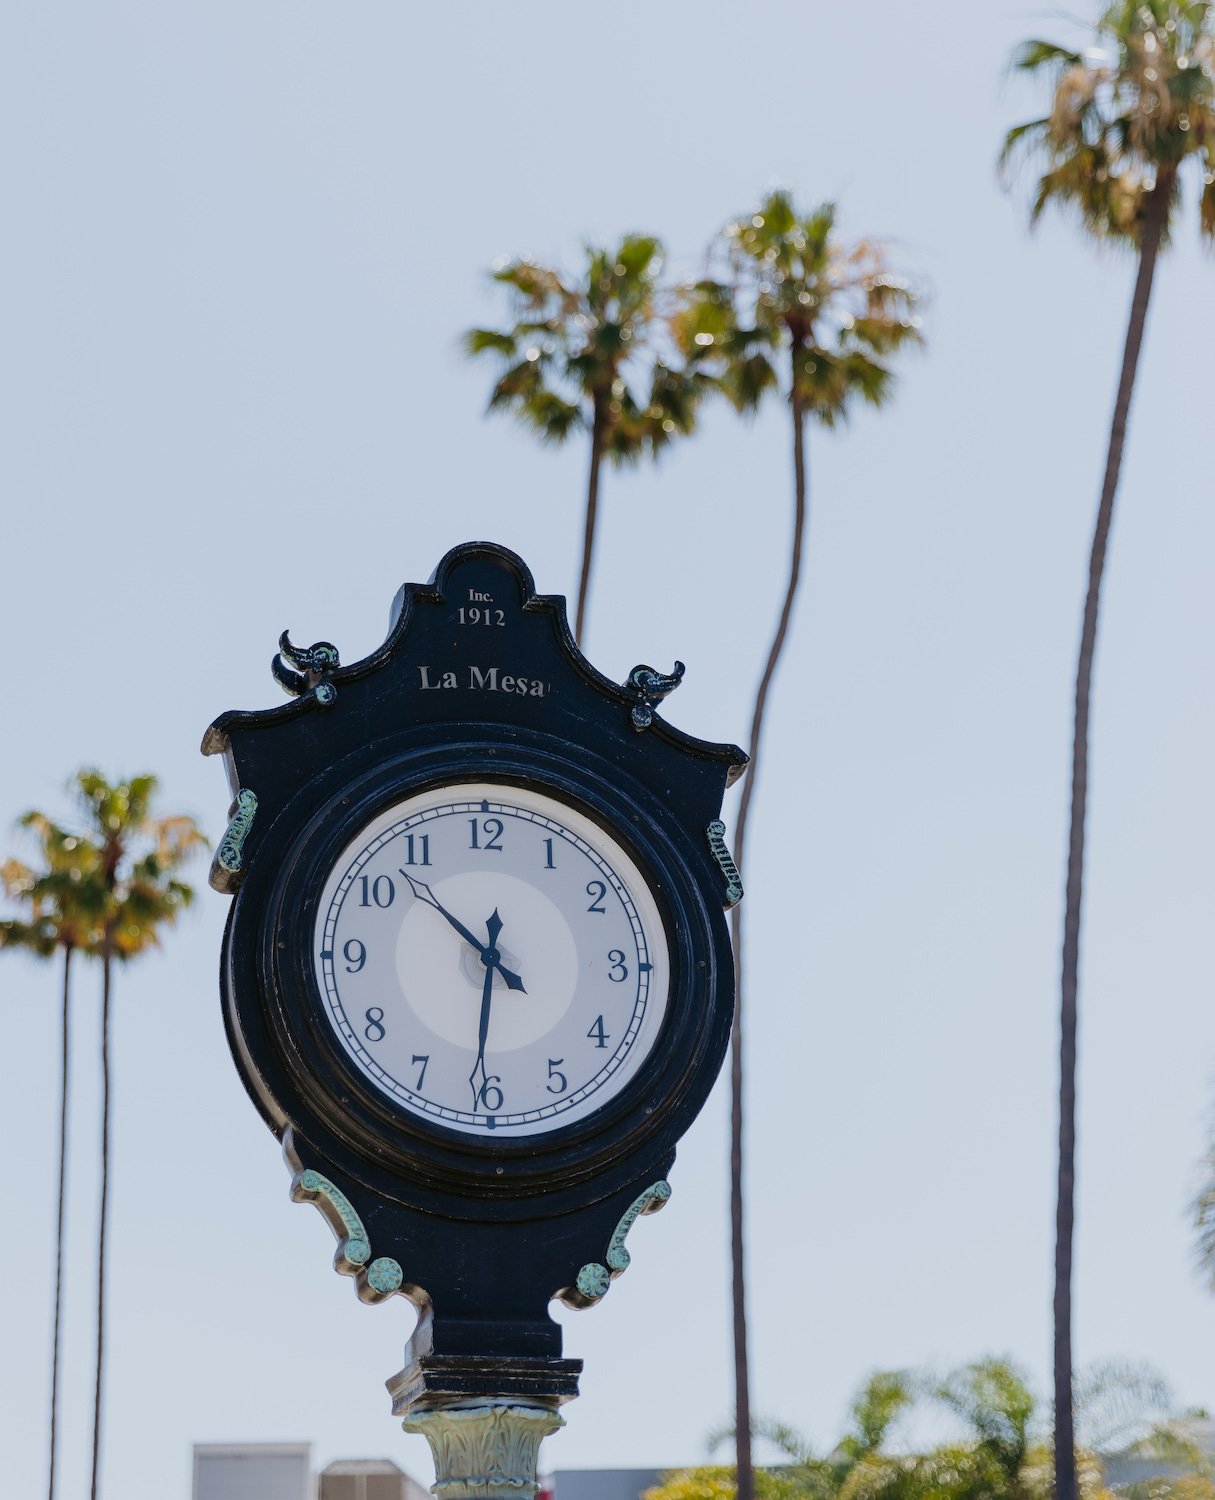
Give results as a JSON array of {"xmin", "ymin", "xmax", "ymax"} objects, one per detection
[{"xmin": 203, "ymin": 542, "xmax": 745, "ymax": 1407}]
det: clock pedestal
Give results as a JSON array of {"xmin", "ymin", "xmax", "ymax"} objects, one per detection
[
  {"xmin": 389, "ymin": 1329, "xmax": 581, "ymax": 1499},
  {"xmin": 400, "ymin": 1399, "xmax": 563, "ymax": 1500}
]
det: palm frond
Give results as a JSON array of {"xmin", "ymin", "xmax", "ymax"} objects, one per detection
[
  {"xmin": 1012, "ymin": 38, "xmax": 1085, "ymax": 74},
  {"xmin": 465, "ymin": 328, "xmax": 518, "ymax": 358},
  {"xmin": 465, "ymin": 233, "xmax": 704, "ymax": 468},
  {"xmin": 1000, "ymin": 117, "xmax": 1053, "ymax": 175},
  {"xmin": 1004, "ymin": 1, "xmax": 1215, "ymax": 242},
  {"xmin": 1074, "ymin": 1357, "xmax": 1174, "ymax": 1453},
  {"xmin": 1201, "ymin": 158, "xmax": 1215, "ymax": 237}
]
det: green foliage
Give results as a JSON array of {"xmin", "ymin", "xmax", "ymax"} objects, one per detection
[
  {"xmin": 1001, "ymin": 1, "xmax": 1215, "ymax": 243},
  {"xmin": 648, "ymin": 1359, "xmax": 1213, "ymax": 1500},
  {"xmin": 1, "ymin": 810, "xmax": 106, "ymax": 959},
  {"xmin": 0, "ymin": 771, "xmax": 207, "ymax": 969},
  {"xmin": 646, "ymin": 1467, "xmax": 811, "ymax": 1500},
  {"xmin": 71, "ymin": 769, "xmax": 206, "ymax": 959},
  {"xmin": 465, "ymin": 235, "xmax": 705, "ymax": 462},
  {"xmin": 928, "ymin": 1358, "xmax": 1036, "ymax": 1484},
  {"xmin": 674, "ymin": 189, "xmax": 922, "ymax": 428}
]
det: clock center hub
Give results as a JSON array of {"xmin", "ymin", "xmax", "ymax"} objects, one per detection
[{"xmin": 394, "ymin": 870, "xmax": 578, "ymax": 1052}]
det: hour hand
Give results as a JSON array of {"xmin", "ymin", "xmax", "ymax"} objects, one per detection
[
  {"xmin": 399, "ymin": 871, "xmax": 527, "ymax": 991},
  {"xmin": 483, "ymin": 910, "xmax": 526, "ymax": 994}
]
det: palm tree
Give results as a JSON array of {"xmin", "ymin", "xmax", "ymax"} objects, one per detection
[
  {"xmin": 1000, "ymin": 9, "xmax": 1215, "ymax": 1495},
  {"xmin": 842, "ymin": 1358, "xmax": 1207, "ymax": 1500},
  {"xmin": 742, "ymin": 1371, "xmax": 916, "ymax": 1500},
  {"xmin": 645, "ymin": 1370, "xmax": 914, "ymax": 1500},
  {"xmin": 465, "ymin": 234, "xmax": 703, "ymax": 643},
  {"xmin": 72, "ymin": 771, "xmax": 205, "ymax": 1500},
  {"xmin": 1193, "ymin": 1096, "xmax": 1215, "ymax": 1287},
  {"xmin": 676, "ymin": 190, "xmax": 921, "ymax": 1500},
  {"xmin": 903, "ymin": 1357, "xmax": 1210, "ymax": 1500},
  {"xmin": 644, "ymin": 1359, "xmax": 1211, "ymax": 1500},
  {"xmin": 2, "ymin": 813, "xmax": 105, "ymax": 1500}
]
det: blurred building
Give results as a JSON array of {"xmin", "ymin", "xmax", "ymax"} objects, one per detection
[
  {"xmin": 546, "ymin": 1470, "xmax": 663, "ymax": 1500},
  {"xmin": 192, "ymin": 1443, "xmax": 426, "ymax": 1500},
  {"xmin": 193, "ymin": 1444, "xmax": 313, "ymax": 1500},
  {"xmin": 321, "ymin": 1457, "xmax": 430, "ymax": 1500},
  {"xmin": 1100, "ymin": 1419, "xmax": 1215, "ymax": 1490}
]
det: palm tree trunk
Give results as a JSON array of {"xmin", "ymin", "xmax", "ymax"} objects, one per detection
[
  {"xmin": 47, "ymin": 943, "xmax": 73, "ymax": 1500},
  {"xmin": 91, "ymin": 947, "xmax": 112, "ymax": 1500},
  {"xmin": 574, "ymin": 400, "xmax": 607, "ymax": 646},
  {"xmin": 1053, "ymin": 170, "xmax": 1172, "ymax": 1500},
  {"xmin": 730, "ymin": 372, "xmax": 810, "ymax": 1500}
]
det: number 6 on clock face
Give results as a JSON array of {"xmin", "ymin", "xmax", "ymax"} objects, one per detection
[{"xmin": 312, "ymin": 782, "xmax": 671, "ymax": 1138}]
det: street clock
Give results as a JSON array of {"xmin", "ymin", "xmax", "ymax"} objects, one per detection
[{"xmin": 203, "ymin": 541, "xmax": 745, "ymax": 1417}]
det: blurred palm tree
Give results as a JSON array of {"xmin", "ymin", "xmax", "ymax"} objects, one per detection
[
  {"xmin": 72, "ymin": 771, "xmax": 206, "ymax": 1500},
  {"xmin": 1, "ymin": 813, "xmax": 105, "ymax": 1500},
  {"xmin": 465, "ymin": 234, "xmax": 703, "ymax": 643},
  {"xmin": 645, "ymin": 1371, "xmax": 914, "ymax": 1500},
  {"xmin": 1001, "ymin": 9, "xmax": 1215, "ymax": 1496},
  {"xmin": 645, "ymin": 1358, "xmax": 1210, "ymax": 1500},
  {"xmin": 918, "ymin": 1358, "xmax": 1049, "ymax": 1500},
  {"xmin": 719, "ymin": 1370, "xmax": 917, "ymax": 1500},
  {"xmin": 1194, "ymin": 1109, "xmax": 1215, "ymax": 1290},
  {"xmin": 675, "ymin": 189, "xmax": 922, "ymax": 1500}
]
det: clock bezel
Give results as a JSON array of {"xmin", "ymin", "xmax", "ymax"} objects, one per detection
[
  {"xmin": 223, "ymin": 725, "xmax": 733, "ymax": 1212},
  {"xmin": 310, "ymin": 778, "xmax": 673, "ymax": 1136}
]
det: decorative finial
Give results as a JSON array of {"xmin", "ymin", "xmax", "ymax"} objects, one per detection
[
  {"xmin": 272, "ymin": 631, "xmax": 341, "ymax": 706},
  {"xmin": 624, "ymin": 660, "xmax": 685, "ymax": 731}
]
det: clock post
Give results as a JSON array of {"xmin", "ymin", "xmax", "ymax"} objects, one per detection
[{"xmin": 203, "ymin": 542, "xmax": 746, "ymax": 1492}]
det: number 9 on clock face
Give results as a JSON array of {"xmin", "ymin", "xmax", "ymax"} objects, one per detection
[{"xmin": 312, "ymin": 782, "xmax": 671, "ymax": 1137}]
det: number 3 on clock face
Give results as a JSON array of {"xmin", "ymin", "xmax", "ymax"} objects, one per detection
[{"xmin": 312, "ymin": 782, "xmax": 671, "ymax": 1138}]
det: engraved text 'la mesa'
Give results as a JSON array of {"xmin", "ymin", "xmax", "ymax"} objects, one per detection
[{"xmin": 418, "ymin": 664, "xmax": 552, "ymax": 697}]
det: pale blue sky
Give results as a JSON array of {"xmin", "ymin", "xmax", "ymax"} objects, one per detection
[{"xmin": 1, "ymin": 3, "xmax": 1213, "ymax": 1497}]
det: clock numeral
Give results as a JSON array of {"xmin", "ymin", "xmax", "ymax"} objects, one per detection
[
  {"xmin": 363, "ymin": 1007, "xmax": 386, "ymax": 1042},
  {"xmin": 586, "ymin": 881, "xmax": 607, "ymax": 914},
  {"xmin": 342, "ymin": 939, "xmax": 366, "ymax": 974},
  {"xmin": 477, "ymin": 1075, "xmax": 504, "ymax": 1111},
  {"xmin": 607, "ymin": 950, "xmax": 629, "ymax": 983},
  {"xmin": 358, "ymin": 874, "xmax": 396, "ymax": 908},
  {"xmin": 468, "ymin": 817, "xmax": 504, "ymax": 852},
  {"xmin": 542, "ymin": 837, "xmax": 555, "ymax": 870},
  {"xmin": 587, "ymin": 1015, "xmax": 609, "ymax": 1049},
  {"xmin": 400, "ymin": 834, "xmax": 431, "ymax": 867},
  {"xmin": 412, "ymin": 1054, "xmax": 430, "ymax": 1090},
  {"xmin": 546, "ymin": 1058, "xmax": 568, "ymax": 1094}
]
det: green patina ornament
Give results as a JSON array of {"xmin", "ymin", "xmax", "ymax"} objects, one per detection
[
  {"xmin": 574, "ymin": 1180, "xmax": 671, "ymax": 1304},
  {"xmin": 706, "ymin": 819, "xmax": 743, "ymax": 907},
  {"xmin": 289, "ymin": 1164, "xmax": 402, "ymax": 1302},
  {"xmin": 575, "ymin": 1263, "xmax": 611, "ymax": 1300},
  {"xmin": 210, "ymin": 788, "xmax": 258, "ymax": 894},
  {"xmin": 367, "ymin": 1257, "xmax": 404, "ymax": 1296}
]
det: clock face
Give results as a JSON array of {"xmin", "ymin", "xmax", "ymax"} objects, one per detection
[{"xmin": 312, "ymin": 781, "xmax": 671, "ymax": 1138}]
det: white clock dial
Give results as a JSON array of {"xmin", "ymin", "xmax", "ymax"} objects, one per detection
[{"xmin": 312, "ymin": 782, "xmax": 671, "ymax": 1137}]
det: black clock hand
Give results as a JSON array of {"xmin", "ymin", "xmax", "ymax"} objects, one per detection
[
  {"xmin": 469, "ymin": 909, "xmax": 521, "ymax": 1110},
  {"xmin": 399, "ymin": 871, "xmax": 526, "ymax": 992},
  {"xmin": 469, "ymin": 953, "xmax": 496, "ymax": 1111}
]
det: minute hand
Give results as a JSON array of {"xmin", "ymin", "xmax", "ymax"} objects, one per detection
[{"xmin": 399, "ymin": 872, "xmax": 527, "ymax": 992}]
